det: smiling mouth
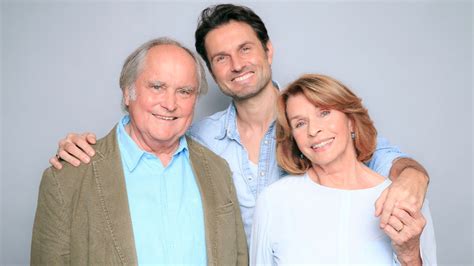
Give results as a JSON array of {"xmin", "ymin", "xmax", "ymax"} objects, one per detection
[
  {"xmin": 232, "ymin": 72, "xmax": 254, "ymax": 82},
  {"xmin": 153, "ymin": 114, "xmax": 177, "ymax": 121},
  {"xmin": 311, "ymin": 138, "xmax": 334, "ymax": 149}
]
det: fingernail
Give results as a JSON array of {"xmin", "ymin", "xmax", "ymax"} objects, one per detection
[{"xmin": 84, "ymin": 157, "xmax": 90, "ymax": 163}]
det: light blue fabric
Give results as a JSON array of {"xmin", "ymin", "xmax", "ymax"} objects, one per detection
[
  {"xmin": 117, "ymin": 115, "xmax": 206, "ymax": 265},
  {"xmin": 188, "ymin": 85, "xmax": 407, "ymax": 244},
  {"xmin": 249, "ymin": 174, "xmax": 437, "ymax": 265}
]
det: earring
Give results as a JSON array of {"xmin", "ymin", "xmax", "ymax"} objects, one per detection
[
  {"xmin": 300, "ymin": 153, "xmax": 304, "ymax": 159},
  {"xmin": 351, "ymin": 132, "xmax": 355, "ymax": 140}
]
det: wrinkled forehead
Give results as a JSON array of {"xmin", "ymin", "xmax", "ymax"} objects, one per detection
[{"xmin": 142, "ymin": 45, "xmax": 199, "ymax": 86}]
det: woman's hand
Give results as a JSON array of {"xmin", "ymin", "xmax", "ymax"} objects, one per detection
[{"xmin": 383, "ymin": 201, "xmax": 426, "ymax": 266}]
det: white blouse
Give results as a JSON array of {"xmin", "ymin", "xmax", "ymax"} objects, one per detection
[{"xmin": 250, "ymin": 174, "xmax": 437, "ymax": 265}]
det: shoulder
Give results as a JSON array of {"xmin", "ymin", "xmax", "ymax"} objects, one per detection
[
  {"xmin": 187, "ymin": 110, "xmax": 228, "ymax": 144},
  {"xmin": 40, "ymin": 126, "xmax": 118, "ymax": 198}
]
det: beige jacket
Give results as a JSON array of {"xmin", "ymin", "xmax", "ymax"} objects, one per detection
[{"xmin": 31, "ymin": 126, "xmax": 248, "ymax": 265}]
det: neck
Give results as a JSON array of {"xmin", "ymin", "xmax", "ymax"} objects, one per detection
[
  {"xmin": 125, "ymin": 123, "xmax": 178, "ymax": 167},
  {"xmin": 309, "ymin": 146, "xmax": 382, "ymax": 190},
  {"xmin": 234, "ymin": 81, "xmax": 278, "ymax": 131}
]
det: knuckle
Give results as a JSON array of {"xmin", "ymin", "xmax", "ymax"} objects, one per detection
[{"xmin": 64, "ymin": 142, "xmax": 72, "ymax": 150}]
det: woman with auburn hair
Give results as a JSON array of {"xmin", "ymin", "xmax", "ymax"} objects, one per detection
[{"xmin": 250, "ymin": 74, "xmax": 436, "ymax": 265}]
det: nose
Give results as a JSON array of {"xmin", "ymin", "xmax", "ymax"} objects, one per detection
[
  {"xmin": 308, "ymin": 122, "xmax": 321, "ymax": 137},
  {"xmin": 160, "ymin": 90, "xmax": 177, "ymax": 112},
  {"xmin": 230, "ymin": 55, "xmax": 245, "ymax": 72}
]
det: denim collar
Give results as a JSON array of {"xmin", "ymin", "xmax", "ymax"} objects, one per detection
[{"xmin": 215, "ymin": 80, "xmax": 281, "ymax": 142}]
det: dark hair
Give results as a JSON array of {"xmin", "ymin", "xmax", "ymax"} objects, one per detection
[{"xmin": 195, "ymin": 4, "xmax": 270, "ymax": 70}]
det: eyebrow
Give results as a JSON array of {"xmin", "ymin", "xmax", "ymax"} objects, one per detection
[
  {"xmin": 148, "ymin": 80, "xmax": 165, "ymax": 87},
  {"xmin": 210, "ymin": 41, "xmax": 255, "ymax": 61},
  {"xmin": 288, "ymin": 114, "xmax": 304, "ymax": 122},
  {"xmin": 178, "ymin": 86, "xmax": 196, "ymax": 92}
]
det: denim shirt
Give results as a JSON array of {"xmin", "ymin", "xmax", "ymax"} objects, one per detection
[
  {"xmin": 188, "ymin": 99, "xmax": 406, "ymax": 244},
  {"xmin": 189, "ymin": 103, "xmax": 284, "ymax": 243}
]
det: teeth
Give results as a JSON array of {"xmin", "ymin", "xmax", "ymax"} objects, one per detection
[
  {"xmin": 311, "ymin": 138, "xmax": 334, "ymax": 149},
  {"xmin": 233, "ymin": 72, "xmax": 253, "ymax": 82},
  {"xmin": 154, "ymin": 115, "xmax": 176, "ymax": 121}
]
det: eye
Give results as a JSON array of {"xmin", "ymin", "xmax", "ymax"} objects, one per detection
[
  {"xmin": 320, "ymin": 110, "xmax": 331, "ymax": 117},
  {"xmin": 151, "ymin": 84, "xmax": 164, "ymax": 90},
  {"xmin": 241, "ymin": 45, "xmax": 251, "ymax": 53},
  {"xmin": 293, "ymin": 120, "xmax": 306, "ymax": 129},
  {"xmin": 177, "ymin": 87, "xmax": 195, "ymax": 97},
  {"xmin": 214, "ymin": 55, "xmax": 228, "ymax": 64}
]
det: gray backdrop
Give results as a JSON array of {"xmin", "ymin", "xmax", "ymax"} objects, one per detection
[{"xmin": 1, "ymin": 0, "xmax": 472, "ymax": 264}]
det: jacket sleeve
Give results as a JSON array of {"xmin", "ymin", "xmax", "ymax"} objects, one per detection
[
  {"xmin": 31, "ymin": 168, "xmax": 71, "ymax": 265},
  {"xmin": 226, "ymin": 166, "xmax": 249, "ymax": 265}
]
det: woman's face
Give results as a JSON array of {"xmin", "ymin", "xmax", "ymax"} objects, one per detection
[{"xmin": 286, "ymin": 93, "xmax": 355, "ymax": 168}]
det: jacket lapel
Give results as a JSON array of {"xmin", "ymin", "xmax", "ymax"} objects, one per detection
[
  {"xmin": 187, "ymin": 136, "xmax": 217, "ymax": 265},
  {"xmin": 93, "ymin": 128, "xmax": 138, "ymax": 265}
]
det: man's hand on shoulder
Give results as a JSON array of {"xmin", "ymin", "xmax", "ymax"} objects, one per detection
[{"xmin": 49, "ymin": 132, "xmax": 97, "ymax": 169}]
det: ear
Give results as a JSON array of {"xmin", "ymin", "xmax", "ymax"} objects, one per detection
[
  {"xmin": 265, "ymin": 40, "xmax": 274, "ymax": 65},
  {"xmin": 123, "ymin": 88, "xmax": 130, "ymax": 107},
  {"xmin": 348, "ymin": 117, "xmax": 355, "ymax": 133}
]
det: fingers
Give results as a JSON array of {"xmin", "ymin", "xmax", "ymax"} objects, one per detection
[
  {"xmin": 57, "ymin": 147, "xmax": 82, "ymax": 167},
  {"xmin": 378, "ymin": 190, "xmax": 397, "ymax": 228},
  {"xmin": 395, "ymin": 201, "xmax": 420, "ymax": 218},
  {"xmin": 384, "ymin": 206, "xmax": 426, "ymax": 245},
  {"xmin": 374, "ymin": 187, "xmax": 388, "ymax": 217},
  {"xmin": 49, "ymin": 156, "xmax": 63, "ymax": 170},
  {"xmin": 391, "ymin": 207, "xmax": 416, "ymax": 227},
  {"xmin": 74, "ymin": 135, "xmax": 96, "ymax": 158},
  {"xmin": 387, "ymin": 215, "xmax": 404, "ymax": 232},
  {"xmin": 391, "ymin": 203, "xmax": 426, "ymax": 232},
  {"xmin": 85, "ymin": 132, "xmax": 97, "ymax": 145},
  {"xmin": 57, "ymin": 132, "xmax": 95, "ymax": 165}
]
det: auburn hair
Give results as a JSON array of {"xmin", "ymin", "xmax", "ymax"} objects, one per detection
[{"xmin": 276, "ymin": 74, "xmax": 377, "ymax": 175}]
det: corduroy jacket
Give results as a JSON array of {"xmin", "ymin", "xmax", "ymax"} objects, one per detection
[{"xmin": 31, "ymin": 126, "xmax": 248, "ymax": 265}]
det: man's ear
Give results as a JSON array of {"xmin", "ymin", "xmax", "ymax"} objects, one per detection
[
  {"xmin": 265, "ymin": 40, "xmax": 274, "ymax": 65},
  {"xmin": 123, "ymin": 88, "xmax": 130, "ymax": 107}
]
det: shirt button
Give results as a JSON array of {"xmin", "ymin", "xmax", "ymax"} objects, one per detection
[
  {"xmin": 248, "ymin": 176, "xmax": 253, "ymax": 180},
  {"xmin": 264, "ymin": 140, "xmax": 269, "ymax": 144},
  {"xmin": 260, "ymin": 172, "xmax": 265, "ymax": 176}
]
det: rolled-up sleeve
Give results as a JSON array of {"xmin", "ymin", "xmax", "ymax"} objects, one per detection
[{"xmin": 367, "ymin": 137, "xmax": 408, "ymax": 177}]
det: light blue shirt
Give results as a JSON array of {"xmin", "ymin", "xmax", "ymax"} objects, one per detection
[
  {"xmin": 188, "ymin": 99, "xmax": 406, "ymax": 244},
  {"xmin": 117, "ymin": 115, "xmax": 206, "ymax": 265}
]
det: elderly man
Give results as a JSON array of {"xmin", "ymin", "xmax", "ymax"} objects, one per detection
[
  {"xmin": 31, "ymin": 38, "xmax": 247, "ymax": 265},
  {"xmin": 50, "ymin": 4, "xmax": 429, "ymax": 249}
]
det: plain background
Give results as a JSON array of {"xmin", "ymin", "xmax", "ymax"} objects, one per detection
[{"xmin": 1, "ymin": 0, "xmax": 472, "ymax": 264}]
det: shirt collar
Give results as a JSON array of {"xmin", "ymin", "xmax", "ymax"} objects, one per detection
[
  {"xmin": 117, "ymin": 115, "xmax": 188, "ymax": 172},
  {"xmin": 216, "ymin": 80, "xmax": 281, "ymax": 141}
]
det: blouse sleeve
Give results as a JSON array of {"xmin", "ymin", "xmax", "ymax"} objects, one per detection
[
  {"xmin": 419, "ymin": 200, "xmax": 438, "ymax": 265},
  {"xmin": 250, "ymin": 190, "xmax": 274, "ymax": 265}
]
